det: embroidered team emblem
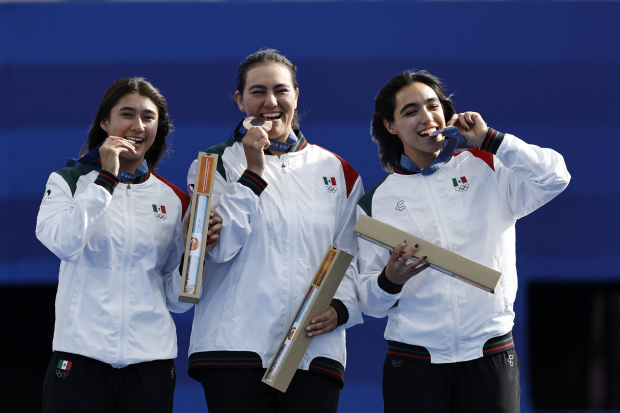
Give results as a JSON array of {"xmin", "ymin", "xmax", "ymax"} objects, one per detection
[
  {"xmin": 452, "ymin": 176, "xmax": 469, "ymax": 192},
  {"xmin": 56, "ymin": 359, "xmax": 72, "ymax": 378},
  {"xmin": 392, "ymin": 360, "xmax": 403, "ymax": 367},
  {"xmin": 152, "ymin": 204, "xmax": 167, "ymax": 220},
  {"xmin": 323, "ymin": 177, "xmax": 338, "ymax": 193},
  {"xmin": 395, "ymin": 200, "xmax": 406, "ymax": 211}
]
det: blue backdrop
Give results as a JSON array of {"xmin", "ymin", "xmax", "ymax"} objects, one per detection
[{"xmin": 1, "ymin": 1, "xmax": 618, "ymax": 412}]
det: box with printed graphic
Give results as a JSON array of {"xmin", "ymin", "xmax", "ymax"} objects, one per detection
[
  {"xmin": 354, "ymin": 215, "xmax": 501, "ymax": 293},
  {"xmin": 179, "ymin": 152, "xmax": 218, "ymax": 304},
  {"xmin": 262, "ymin": 246, "xmax": 353, "ymax": 393}
]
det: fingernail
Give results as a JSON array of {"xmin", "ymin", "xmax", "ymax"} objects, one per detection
[
  {"xmin": 423, "ymin": 255, "xmax": 428, "ymax": 259},
  {"xmin": 465, "ymin": 127, "xmax": 469, "ymax": 131},
  {"xmin": 306, "ymin": 327, "xmax": 311, "ymax": 331},
  {"xmin": 208, "ymin": 231, "xmax": 212, "ymax": 235},
  {"xmin": 414, "ymin": 244, "xmax": 419, "ymax": 248},
  {"xmin": 308, "ymin": 333, "xmax": 313, "ymax": 337},
  {"xmin": 312, "ymin": 320, "xmax": 316, "ymax": 324},
  {"xmin": 403, "ymin": 240, "xmax": 407, "ymax": 243}
]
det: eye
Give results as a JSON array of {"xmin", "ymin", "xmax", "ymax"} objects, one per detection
[
  {"xmin": 121, "ymin": 112, "xmax": 132, "ymax": 118},
  {"xmin": 275, "ymin": 88, "xmax": 288, "ymax": 94},
  {"xmin": 429, "ymin": 104, "xmax": 440, "ymax": 110},
  {"xmin": 405, "ymin": 110, "xmax": 417, "ymax": 116}
]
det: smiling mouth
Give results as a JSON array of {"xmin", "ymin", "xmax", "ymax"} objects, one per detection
[
  {"xmin": 261, "ymin": 112, "xmax": 282, "ymax": 121},
  {"xmin": 124, "ymin": 137, "xmax": 144, "ymax": 147},
  {"xmin": 418, "ymin": 127, "xmax": 438, "ymax": 137}
]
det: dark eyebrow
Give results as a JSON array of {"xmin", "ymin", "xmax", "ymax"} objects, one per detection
[
  {"xmin": 399, "ymin": 97, "xmax": 440, "ymax": 115},
  {"xmin": 248, "ymin": 83, "xmax": 290, "ymax": 91},
  {"xmin": 118, "ymin": 106, "xmax": 157, "ymax": 115}
]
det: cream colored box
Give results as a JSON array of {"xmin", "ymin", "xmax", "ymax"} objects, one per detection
[
  {"xmin": 354, "ymin": 215, "xmax": 501, "ymax": 293},
  {"xmin": 179, "ymin": 152, "xmax": 218, "ymax": 304},
  {"xmin": 262, "ymin": 246, "xmax": 354, "ymax": 393}
]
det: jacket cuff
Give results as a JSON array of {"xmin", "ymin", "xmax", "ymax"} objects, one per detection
[
  {"xmin": 95, "ymin": 170, "xmax": 119, "ymax": 195},
  {"xmin": 480, "ymin": 128, "xmax": 505, "ymax": 155},
  {"xmin": 378, "ymin": 267, "xmax": 404, "ymax": 294},
  {"xmin": 329, "ymin": 299, "xmax": 349, "ymax": 327},
  {"xmin": 238, "ymin": 170, "xmax": 268, "ymax": 196}
]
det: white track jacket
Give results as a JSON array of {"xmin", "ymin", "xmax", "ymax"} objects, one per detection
[
  {"xmin": 355, "ymin": 133, "xmax": 570, "ymax": 363},
  {"xmin": 36, "ymin": 167, "xmax": 191, "ymax": 368},
  {"xmin": 187, "ymin": 134, "xmax": 364, "ymax": 371}
]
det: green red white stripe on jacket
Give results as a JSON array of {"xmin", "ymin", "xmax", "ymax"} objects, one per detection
[{"xmin": 57, "ymin": 359, "xmax": 73, "ymax": 370}]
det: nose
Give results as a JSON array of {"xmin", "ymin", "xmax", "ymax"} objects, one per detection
[
  {"xmin": 420, "ymin": 108, "xmax": 433, "ymax": 124},
  {"xmin": 132, "ymin": 117, "xmax": 146, "ymax": 131},
  {"xmin": 265, "ymin": 92, "xmax": 277, "ymax": 107}
]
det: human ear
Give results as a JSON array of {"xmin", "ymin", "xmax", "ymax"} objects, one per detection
[
  {"xmin": 234, "ymin": 91, "xmax": 245, "ymax": 113},
  {"xmin": 100, "ymin": 119, "xmax": 109, "ymax": 132},
  {"xmin": 294, "ymin": 88, "xmax": 299, "ymax": 109},
  {"xmin": 383, "ymin": 119, "xmax": 397, "ymax": 135}
]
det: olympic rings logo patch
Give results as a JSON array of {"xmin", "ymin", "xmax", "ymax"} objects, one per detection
[
  {"xmin": 154, "ymin": 213, "xmax": 167, "ymax": 220},
  {"xmin": 56, "ymin": 369, "xmax": 69, "ymax": 378},
  {"xmin": 326, "ymin": 186, "xmax": 338, "ymax": 193},
  {"xmin": 454, "ymin": 183, "xmax": 469, "ymax": 192}
]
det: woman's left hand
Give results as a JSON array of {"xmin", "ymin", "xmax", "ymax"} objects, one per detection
[
  {"xmin": 204, "ymin": 212, "xmax": 222, "ymax": 254},
  {"xmin": 447, "ymin": 112, "xmax": 488, "ymax": 147},
  {"xmin": 306, "ymin": 306, "xmax": 338, "ymax": 337}
]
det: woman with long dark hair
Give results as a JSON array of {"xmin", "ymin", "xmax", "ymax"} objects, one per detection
[
  {"xmin": 185, "ymin": 49, "xmax": 364, "ymax": 412},
  {"xmin": 36, "ymin": 77, "xmax": 221, "ymax": 413},
  {"xmin": 355, "ymin": 70, "xmax": 570, "ymax": 412}
]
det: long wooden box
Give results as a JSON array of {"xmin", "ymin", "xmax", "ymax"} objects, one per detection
[
  {"xmin": 354, "ymin": 215, "xmax": 501, "ymax": 293},
  {"xmin": 262, "ymin": 246, "xmax": 354, "ymax": 392},
  {"xmin": 179, "ymin": 152, "xmax": 218, "ymax": 303}
]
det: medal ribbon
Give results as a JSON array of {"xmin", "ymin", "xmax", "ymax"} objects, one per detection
[
  {"xmin": 230, "ymin": 118, "xmax": 298, "ymax": 152},
  {"xmin": 66, "ymin": 140, "xmax": 149, "ymax": 181},
  {"xmin": 399, "ymin": 126, "xmax": 473, "ymax": 176}
]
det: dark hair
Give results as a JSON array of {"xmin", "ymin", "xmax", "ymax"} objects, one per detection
[
  {"xmin": 83, "ymin": 77, "xmax": 172, "ymax": 172},
  {"xmin": 371, "ymin": 70, "xmax": 455, "ymax": 172},
  {"xmin": 236, "ymin": 48, "xmax": 300, "ymax": 130}
]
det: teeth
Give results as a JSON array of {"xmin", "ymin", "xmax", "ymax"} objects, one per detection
[
  {"xmin": 419, "ymin": 128, "xmax": 437, "ymax": 136},
  {"xmin": 261, "ymin": 113, "xmax": 281, "ymax": 118}
]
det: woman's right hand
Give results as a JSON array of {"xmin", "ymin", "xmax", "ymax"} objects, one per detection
[
  {"xmin": 242, "ymin": 127, "xmax": 269, "ymax": 176},
  {"xmin": 99, "ymin": 136, "xmax": 136, "ymax": 177},
  {"xmin": 384, "ymin": 241, "xmax": 430, "ymax": 285}
]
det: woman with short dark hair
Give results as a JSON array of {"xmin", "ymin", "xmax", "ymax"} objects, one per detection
[
  {"xmin": 355, "ymin": 70, "xmax": 570, "ymax": 412},
  {"xmin": 36, "ymin": 77, "xmax": 221, "ymax": 413}
]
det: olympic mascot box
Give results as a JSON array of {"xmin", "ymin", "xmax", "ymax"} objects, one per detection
[
  {"xmin": 262, "ymin": 246, "xmax": 354, "ymax": 392},
  {"xmin": 179, "ymin": 152, "xmax": 218, "ymax": 304},
  {"xmin": 354, "ymin": 215, "xmax": 502, "ymax": 293}
]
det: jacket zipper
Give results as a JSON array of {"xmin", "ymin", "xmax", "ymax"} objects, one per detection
[
  {"xmin": 281, "ymin": 155, "xmax": 296, "ymax": 330},
  {"xmin": 119, "ymin": 183, "xmax": 133, "ymax": 367},
  {"xmin": 421, "ymin": 175, "xmax": 461, "ymax": 361}
]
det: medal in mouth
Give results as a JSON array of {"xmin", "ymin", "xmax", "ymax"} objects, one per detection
[{"xmin": 243, "ymin": 116, "xmax": 273, "ymax": 132}]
